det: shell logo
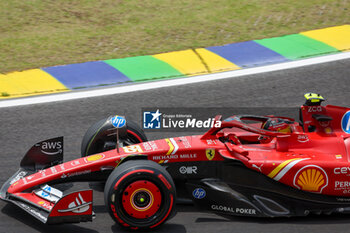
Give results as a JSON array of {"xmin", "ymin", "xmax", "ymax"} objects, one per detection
[
  {"xmin": 84, "ymin": 154, "xmax": 105, "ymax": 163},
  {"xmin": 293, "ymin": 165, "xmax": 328, "ymax": 193}
]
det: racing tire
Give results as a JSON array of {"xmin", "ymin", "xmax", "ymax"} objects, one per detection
[
  {"xmin": 81, "ymin": 117, "xmax": 147, "ymax": 157},
  {"xmin": 104, "ymin": 160, "xmax": 176, "ymax": 230}
]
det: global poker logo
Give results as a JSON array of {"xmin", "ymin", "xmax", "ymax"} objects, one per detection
[{"xmin": 143, "ymin": 109, "xmax": 162, "ymax": 129}]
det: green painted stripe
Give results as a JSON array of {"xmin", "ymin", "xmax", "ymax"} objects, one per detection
[
  {"xmin": 255, "ymin": 34, "xmax": 339, "ymax": 60},
  {"xmin": 104, "ymin": 55, "xmax": 184, "ymax": 82}
]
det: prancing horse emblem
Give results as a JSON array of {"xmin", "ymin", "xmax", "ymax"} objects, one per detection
[{"xmin": 206, "ymin": 149, "xmax": 215, "ymax": 160}]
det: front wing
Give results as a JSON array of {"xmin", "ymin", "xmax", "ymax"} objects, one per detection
[{"xmin": 0, "ymin": 169, "xmax": 93, "ymax": 224}]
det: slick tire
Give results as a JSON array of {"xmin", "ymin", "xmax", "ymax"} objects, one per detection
[
  {"xmin": 104, "ymin": 160, "xmax": 176, "ymax": 230},
  {"xmin": 81, "ymin": 117, "xmax": 147, "ymax": 157}
]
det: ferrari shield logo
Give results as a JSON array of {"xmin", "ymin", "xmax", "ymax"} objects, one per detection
[{"xmin": 206, "ymin": 149, "xmax": 215, "ymax": 160}]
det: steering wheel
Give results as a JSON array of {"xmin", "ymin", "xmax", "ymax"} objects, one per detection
[
  {"xmin": 228, "ymin": 133, "xmax": 241, "ymax": 145},
  {"xmin": 216, "ymin": 131, "xmax": 242, "ymax": 145}
]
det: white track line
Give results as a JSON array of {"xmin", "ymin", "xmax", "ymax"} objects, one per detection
[{"xmin": 1, "ymin": 51, "xmax": 350, "ymax": 108}]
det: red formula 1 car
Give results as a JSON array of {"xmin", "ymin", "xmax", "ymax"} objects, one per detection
[{"xmin": 1, "ymin": 93, "xmax": 350, "ymax": 230}]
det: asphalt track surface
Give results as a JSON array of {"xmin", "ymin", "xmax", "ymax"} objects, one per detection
[{"xmin": 0, "ymin": 58, "xmax": 350, "ymax": 233}]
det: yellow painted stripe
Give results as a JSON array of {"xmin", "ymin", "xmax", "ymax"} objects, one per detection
[
  {"xmin": 301, "ymin": 25, "xmax": 350, "ymax": 51},
  {"xmin": 153, "ymin": 49, "xmax": 208, "ymax": 76},
  {"xmin": 165, "ymin": 139, "xmax": 174, "ymax": 156},
  {"xmin": 0, "ymin": 69, "xmax": 68, "ymax": 99},
  {"xmin": 195, "ymin": 48, "xmax": 241, "ymax": 73},
  {"xmin": 268, "ymin": 158, "xmax": 302, "ymax": 178},
  {"xmin": 0, "ymin": 73, "xmax": 28, "ymax": 96},
  {"xmin": 0, "ymin": 74, "xmax": 15, "ymax": 96}
]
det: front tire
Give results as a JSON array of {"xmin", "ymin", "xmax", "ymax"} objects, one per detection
[
  {"xmin": 81, "ymin": 117, "xmax": 147, "ymax": 157},
  {"xmin": 104, "ymin": 160, "xmax": 176, "ymax": 230}
]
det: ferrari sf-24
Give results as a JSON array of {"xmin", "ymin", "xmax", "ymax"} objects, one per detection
[{"xmin": 1, "ymin": 93, "xmax": 350, "ymax": 230}]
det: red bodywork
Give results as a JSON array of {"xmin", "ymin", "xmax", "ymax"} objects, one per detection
[{"xmin": 3, "ymin": 104, "xmax": 350, "ymax": 222}]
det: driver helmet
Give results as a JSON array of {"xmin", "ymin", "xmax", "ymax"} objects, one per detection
[{"xmin": 262, "ymin": 118, "xmax": 292, "ymax": 133}]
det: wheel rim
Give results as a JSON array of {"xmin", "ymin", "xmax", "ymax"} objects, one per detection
[
  {"xmin": 121, "ymin": 180, "xmax": 162, "ymax": 219},
  {"xmin": 132, "ymin": 190, "xmax": 151, "ymax": 208}
]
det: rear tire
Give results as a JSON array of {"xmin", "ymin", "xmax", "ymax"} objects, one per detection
[
  {"xmin": 104, "ymin": 160, "xmax": 176, "ymax": 230},
  {"xmin": 81, "ymin": 117, "xmax": 147, "ymax": 157}
]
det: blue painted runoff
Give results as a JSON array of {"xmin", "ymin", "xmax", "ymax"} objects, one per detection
[
  {"xmin": 206, "ymin": 41, "xmax": 290, "ymax": 68},
  {"xmin": 43, "ymin": 61, "xmax": 131, "ymax": 89}
]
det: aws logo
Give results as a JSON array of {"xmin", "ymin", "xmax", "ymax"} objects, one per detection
[
  {"xmin": 293, "ymin": 165, "xmax": 328, "ymax": 193},
  {"xmin": 40, "ymin": 141, "xmax": 62, "ymax": 156}
]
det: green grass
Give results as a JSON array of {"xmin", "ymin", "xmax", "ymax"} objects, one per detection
[{"xmin": 0, "ymin": 0, "xmax": 349, "ymax": 73}]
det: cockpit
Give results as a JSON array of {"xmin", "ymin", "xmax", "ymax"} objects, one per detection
[{"xmin": 202, "ymin": 93, "xmax": 349, "ymax": 149}]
